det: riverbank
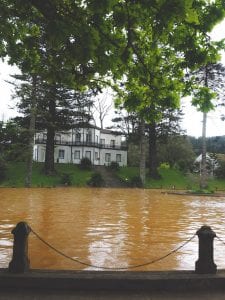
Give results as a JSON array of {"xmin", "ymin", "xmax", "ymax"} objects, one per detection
[
  {"xmin": 1, "ymin": 162, "xmax": 225, "ymax": 190},
  {"xmin": 163, "ymin": 191, "xmax": 225, "ymax": 197},
  {"xmin": 1, "ymin": 269, "xmax": 225, "ymax": 299}
]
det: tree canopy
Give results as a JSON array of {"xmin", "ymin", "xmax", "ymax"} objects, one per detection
[
  {"xmin": 1, "ymin": 0, "xmax": 225, "ymax": 183},
  {"xmin": 1, "ymin": 1, "xmax": 225, "ymax": 91}
]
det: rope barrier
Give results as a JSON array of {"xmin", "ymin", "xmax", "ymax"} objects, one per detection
[
  {"xmin": 30, "ymin": 226, "xmax": 196, "ymax": 270},
  {"xmin": 215, "ymin": 235, "xmax": 225, "ymax": 246}
]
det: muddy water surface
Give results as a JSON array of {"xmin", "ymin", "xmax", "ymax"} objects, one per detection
[{"xmin": 1, "ymin": 188, "xmax": 225, "ymax": 271}]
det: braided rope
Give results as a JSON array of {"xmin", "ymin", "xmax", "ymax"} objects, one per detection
[
  {"xmin": 30, "ymin": 226, "xmax": 196, "ymax": 270},
  {"xmin": 216, "ymin": 234, "xmax": 225, "ymax": 246}
]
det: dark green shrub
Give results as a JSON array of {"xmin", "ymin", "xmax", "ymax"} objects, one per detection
[
  {"xmin": 79, "ymin": 157, "xmax": 92, "ymax": 170},
  {"xmin": 129, "ymin": 175, "xmax": 143, "ymax": 188},
  {"xmin": 88, "ymin": 172, "xmax": 105, "ymax": 187},
  {"xmin": 214, "ymin": 160, "xmax": 225, "ymax": 179},
  {"xmin": 109, "ymin": 161, "xmax": 120, "ymax": 171},
  {"xmin": 5, "ymin": 144, "xmax": 28, "ymax": 162},
  {"xmin": 0, "ymin": 157, "xmax": 7, "ymax": 182},
  {"xmin": 60, "ymin": 173, "xmax": 73, "ymax": 186}
]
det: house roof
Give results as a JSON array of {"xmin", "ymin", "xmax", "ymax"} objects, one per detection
[
  {"xmin": 36, "ymin": 124, "xmax": 123, "ymax": 136},
  {"xmin": 194, "ymin": 153, "xmax": 219, "ymax": 164},
  {"xmin": 73, "ymin": 123, "xmax": 123, "ymax": 135},
  {"xmin": 100, "ymin": 128, "xmax": 122, "ymax": 135},
  {"xmin": 195, "ymin": 153, "xmax": 211, "ymax": 163}
]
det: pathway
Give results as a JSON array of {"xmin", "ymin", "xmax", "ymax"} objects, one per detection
[
  {"xmin": 1, "ymin": 269, "xmax": 225, "ymax": 300},
  {"xmin": 93, "ymin": 166, "xmax": 127, "ymax": 187},
  {"xmin": 1, "ymin": 289, "xmax": 224, "ymax": 299}
]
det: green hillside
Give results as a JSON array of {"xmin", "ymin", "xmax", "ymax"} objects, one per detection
[
  {"xmin": 0, "ymin": 162, "xmax": 92, "ymax": 187},
  {"xmin": 0, "ymin": 162, "xmax": 225, "ymax": 191},
  {"xmin": 117, "ymin": 166, "xmax": 225, "ymax": 191}
]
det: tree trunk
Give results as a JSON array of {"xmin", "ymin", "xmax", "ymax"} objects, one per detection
[
  {"xmin": 139, "ymin": 119, "xmax": 146, "ymax": 185},
  {"xmin": 148, "ymin": 122, "xmax": 160, "ymax": 179},
  {"xmin": 25, "ymin": 75, "xmax": 37, "ymax": 187},
  {"xmin": 100, "ymin": 118, "xmax": 103, "ymax": 129},
  {"xmin": 200, "ymin": 65, "xmax": 209, "ymax": 189},
  {"xmin": 200, "ymin": 112, "xmax": 208, "ymax": 189},
  {"xmin": 44, "ymin": 88, "xmax": 56, "ymax": 175}
]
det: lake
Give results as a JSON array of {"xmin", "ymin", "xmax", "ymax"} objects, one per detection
[{"xmin": 1, "ymin": 188, "xmax": 225, "ymax": 271}]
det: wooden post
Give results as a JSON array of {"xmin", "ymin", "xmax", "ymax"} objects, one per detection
[
  {"xmin": 195, "ymin": 225, "xmax": 217, "ymax": 274},
  {"xmin": 8, "ymin": 222, "xmax": 31, "ymax": 273}
]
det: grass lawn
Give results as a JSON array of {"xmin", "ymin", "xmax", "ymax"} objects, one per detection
[
  {"xmin": 1, "ymin": 162, "xmax": 225, "ymax": 190},
  {"xmin": 117, "ymin": 166, "xmax": 225, "ymax": 191},
  {"xmin": 0, "ymin": 162, "xmax": 93, "ymax": 187}
]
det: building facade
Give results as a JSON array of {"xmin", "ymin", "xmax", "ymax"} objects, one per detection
[{"xmin": 33, "ymin": 126, "xmax": 127, "ymax": 166}]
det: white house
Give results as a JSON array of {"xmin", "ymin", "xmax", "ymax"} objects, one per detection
[
  {"xmin": 193, "ymin": 153, "xmax": 219, "ymax": 176},
  {"xmin": 33, "ymin": 125, "xmax": 127, "ymax": 166}
]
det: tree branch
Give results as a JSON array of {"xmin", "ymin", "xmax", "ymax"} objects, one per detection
[{"xmin": 26, "ymin": 0, "xmax": 57, "ymax": 20}]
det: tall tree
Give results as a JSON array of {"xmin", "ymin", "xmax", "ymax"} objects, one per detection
[
  {"xmin": 25, "ymin": 74, "xmax": 37, "ymax": 187},
  {"xmin": 40, "ymin": 85, "xmax": 94, "ymax": 175},
  {"xmin": 111, "ymin": 109, "xmax": 138, "ymax": 137},
  {"xmin": 0, "ymin": 0, "xmax": 130, "ymax": 177},
  {"xmin": 113, "ymin": 0, "xmax": 225, "ymax": 182},
  {"xmin": 190, "ymin": 63, "xmax": 225, "ymax": 188},
  {"xmin": 94, "ymin": 90, "xmax": 113, "ymax": 129},
  {"xmin": 8, "ymin": 73, "xmax": 40, "ymax": 185},
  {"xmin": 13, "ymin": 72, "xmax": 95, "ymax": 175},
  {"xmin": 1, "ymin": 1, "xmax": 225, "ymax": 183},
  {"xmin": 0, "ymin": 119, "xmax": 28, "ymax": 162},
  {"xmin": 157, "ymin": 135, "xmax": 195, "ymax": 172},
  {"xmin": 139, "ymin": 118, "xmax": 146, "ymax": 184}
]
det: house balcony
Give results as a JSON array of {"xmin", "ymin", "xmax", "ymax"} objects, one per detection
[{"xmin": 35, "ymin": 138, "xmax": 127, "ymax": 151}]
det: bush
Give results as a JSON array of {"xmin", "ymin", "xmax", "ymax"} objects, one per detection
[
  {"xmin": 160, "ymin": 163, "xmax": 170, "ymax": 169},
  {"xmin": 60, "ymin": 173, "xmax": 73, "ymax": 186},
  {"xmin": 79, "ymin": 157, "xmax": 92, "ymax": 170},
  {"xmin": 109, "ymin": 161, "xmax": 120, "ymax": 171},
  {"xmin": 129, "ymin": 175, "xmax": 143, "ymax": 188},
  {"xmin": 5, "ymin": 144, "xmax": 28, "ymax": 162},
  {"xmin": 88, "ymin": 172, "xmax": 105, "ymax": 187},
  {"xmin": 0, "ymin": 157, "xmax": 7, "ymax": 182}
]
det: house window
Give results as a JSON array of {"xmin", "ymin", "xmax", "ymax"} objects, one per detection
[
  {"xmin": 43, "ymin": 133, "xmax": 47, "ymax": 141},
  {"xmin": 100, "ymin": 139, "xmax": 105, "ymax": 146},
  {"xmin": 110, "ymin": 140, "xmax": 115, "ymax": 148},
  {"xmin": 74, "ymin": 150, "xmax": 80, "ymax": 159},
  {"xmin": 86, "ymin": 132, "xmax": 92, "ymax": 142},
  {"xmin": 105, "ymin": 153, "xmax": 111, "ymax": 163},
  {"xmin": 85, "ymin": 151, "xmax": 91, "ymax": 160},
  {"xmin": 96, "ymin": 135, "xmax": 98, "ymax": 143},
  {"xmin": 58, "ymin": 149, "xmax": 65, "ymax": 159},
  {"xmin": 116, "ymin": 154, "xmax": 121, "ymax": 162},
  {"xmin": 75, "ymin": 133, "xmax": 81, "ymax": 142}
]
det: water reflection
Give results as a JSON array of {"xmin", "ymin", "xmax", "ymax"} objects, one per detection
[{"xmin": 0, "ymin": 188, "xmax": 225, "ymax": 271}]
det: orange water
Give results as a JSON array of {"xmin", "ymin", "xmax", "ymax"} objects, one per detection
[{"xmin": 1, "ymin": 188, "xmax": 225, "ymax": 271}]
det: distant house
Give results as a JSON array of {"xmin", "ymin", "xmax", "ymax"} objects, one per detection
[
  {"xmin": 33, "ymin": 125, "xmax": 127, "ymax": 166},
  {"xmin": 193, "ymin": 153, "xmax": 219, "ymax": 175}
]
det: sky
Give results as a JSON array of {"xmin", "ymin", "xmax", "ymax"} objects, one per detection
[
  {"xmin": 180, "ymin": 19, "xmax": 225, "ymax": 137},
  {"xmin": 1, "ymin": 19, "xmax": 225, "ymax": 137}
]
